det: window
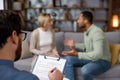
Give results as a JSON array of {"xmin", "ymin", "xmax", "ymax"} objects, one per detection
[{"xmin": 0, "ymin": 0, "xmax": 4, "ymax": 10}]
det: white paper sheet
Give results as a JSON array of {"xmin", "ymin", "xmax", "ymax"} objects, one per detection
[{"xmin": 32, "ymin": 55, "xmax": 66, "ymax": 80}]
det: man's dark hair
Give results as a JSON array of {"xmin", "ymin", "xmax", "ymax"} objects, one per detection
[
  {"xmin": 81, "ymin": 11, "xmax": 93, "ymax": 24},
  {"xmin": 0, "ymin": 10, "xmax": 22, "ymax": 48}
]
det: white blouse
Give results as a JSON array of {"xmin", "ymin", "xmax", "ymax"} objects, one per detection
[
  {"xmin": 38, "ymin": 28, "xmax": 52, "ymax": 53},
  {"xmin": 30, "ymin": 28, "xmax": 56, "ymax": 55}
]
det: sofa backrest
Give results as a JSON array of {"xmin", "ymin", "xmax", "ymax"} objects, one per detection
[
  {"xmin": 105, "ymin": 31, "xmax": 120, "ymax": 44},
  {"xmin": 64, "ymin": 32, "xmax": 84, "ymax": 43},
  {"xmin": 21, "ymin": 31, "xmax": 120, "ymax": 59},
  {"xmin": 55, "ymin": 32, "xmax": 64, "ymax": 55},
  {"xmin": 62, "ymin": 31, "xmax": 120, "ymax": 53},
  {"xmin": 63, "ymin": 31, "xmax": 120, "ymax": 44}
]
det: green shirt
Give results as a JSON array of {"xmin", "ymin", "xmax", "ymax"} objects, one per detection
[{"xmin": 75, "ymin": 24, "xmax": 111, "ymax": 61}]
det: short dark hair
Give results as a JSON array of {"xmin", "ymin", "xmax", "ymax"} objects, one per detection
[
  {"xmin": 81, "ymin": 11, "xmax": 93, "ymax": 23},
  {"xmin": 0, "ymin": 10, "xmax": 22, "ymax": 49}
]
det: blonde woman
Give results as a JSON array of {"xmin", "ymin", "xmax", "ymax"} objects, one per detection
[{"xmin": 30, "ymin": 13, "xmax": 59, "ymax": 67}]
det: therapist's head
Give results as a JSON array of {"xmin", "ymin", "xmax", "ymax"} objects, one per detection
[
  {"xmin": 0, "ymin": 10, "xmax": 26, "ymax": 61},
  {"xmin": 38, "ymin": 13, "xmax": 53, "ymax": 30}
]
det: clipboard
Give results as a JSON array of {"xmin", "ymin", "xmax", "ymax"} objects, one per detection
[{"xmin": 32, "ymin": 55, "xmax": 66, "ymax": 80}]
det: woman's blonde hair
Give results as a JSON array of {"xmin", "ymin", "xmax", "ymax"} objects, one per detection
[{"xmin": 38, "ymin": 13, "xmax": 51, "ymax": 28}]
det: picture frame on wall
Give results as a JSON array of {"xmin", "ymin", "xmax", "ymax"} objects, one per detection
[
  {"xmin": 26, "ymin": 21, "xmax": 39, "ymax": 30},
  {"xmin": 70, "ymin": 9, "xmax": 81, "ymax": 20},
  {"xmin": 42, "ymin": 8, "xmax": 66, "ymax": 20},
  {"xmin": 26, "ymin": 8, "xmax": 39, "ymax": 20},
  {"xmin": 28, "ymin": 0, "xmax": 53, "ymax": 8},
  {"xmin": 54, "ymin": 21, "xmax": 74, "ymax": 32},
  {"xmin": 85, "ymin": 0, "xmax": 100, "ymax": 8},
  {"xmin": 95, "ymin": 10, "xmax": 108, "ymax": 20},
  {"xmin": 61, "ymin": 0, "xmax": 80, "ymax": 8},
  {"xmin": 53, "ymin": 0, "xmax": 61, "ymax": 7}
]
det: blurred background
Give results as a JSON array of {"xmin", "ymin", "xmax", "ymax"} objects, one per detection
[{"xmin": 1, "ymin": 0, "xmax": 120, "ymax": 32}]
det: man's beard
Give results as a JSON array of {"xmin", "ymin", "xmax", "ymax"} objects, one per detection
[
  {"xmin": 80, "ymin": 25, "xmax": 86, "ymax": 29},
  {"xmin": 14, "ymin": 39, "xmax": 22, "ymax": 61},
  {"xmin": 77, "ymin": 23, "xmax": 86, "ymax": 29}
]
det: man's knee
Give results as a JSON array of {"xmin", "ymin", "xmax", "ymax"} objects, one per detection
[
  {"xmin": 65, "ymin": 56, "xmax": 76, "ymax": 64},
  {"xmin": 81, "ymin": 66, "xmax": 92, "ymax": 76}
]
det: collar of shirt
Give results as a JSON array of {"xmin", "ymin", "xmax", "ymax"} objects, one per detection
[
  {"xmin": 84, "ymin": 24, "xmax": 95, "ymax": 36},
  {"xmin": 0, "ymin": 59, "xmax": 14, "ymax": 68}
]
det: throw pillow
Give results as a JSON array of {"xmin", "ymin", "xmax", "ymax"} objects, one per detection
[
  {"xmin": 118, "ymin": 51, "xmax": 120, "ymax": 64},
  {"xmin": 109, "ymin": 43, "xmax": 120, "ymax": 66}
]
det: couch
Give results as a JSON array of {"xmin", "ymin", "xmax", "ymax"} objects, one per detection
[{"xmin": 14, "ymin": 30, "xmax": 120, "ymax": 80}]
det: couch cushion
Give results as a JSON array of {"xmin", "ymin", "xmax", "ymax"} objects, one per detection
[
  {"xmin": 105, "ymin": 31, "xmax": 120, "ymax": 44},
  {"xmin": 75, "ymin": 64, "xmax": 120, "ymax": 79},
  {"xmin": 55, "ymin": 32, "xmax": 64, "ymax": 55},
  {"xmin": 96, "ymin": 64, "xmax": 120, "ymax": 78},
  {"xmin": 63, "ymin": 32, "xmax": 84, "ymax": 51},
  {"xmin": 14, "ymin": 57, "xmax": 32, "ymax": 72},
  {"xmin": 64, "ymin": 32, "xmax": 84, "ymax": 43}
]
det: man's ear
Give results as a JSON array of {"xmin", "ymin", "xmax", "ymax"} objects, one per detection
[
  {"xmin": 11, "ymin": 31, "xmax": 18, "ymax": 44},
  {"xmin": 84, "ymin": 19, "xmax": 88, "ymax": 24}
]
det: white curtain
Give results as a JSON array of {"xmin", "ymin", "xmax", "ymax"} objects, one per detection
[{"xmin": 0, "ymin": 0, "xmax": 4, "ymax": 9}]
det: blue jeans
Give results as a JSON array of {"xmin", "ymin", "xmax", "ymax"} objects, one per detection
[{"xmin": 63, "ymin": 56, "xmax": 111, "ymax": 80}]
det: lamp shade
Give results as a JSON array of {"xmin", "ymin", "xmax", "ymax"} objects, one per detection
[{"xmin": 112, "ymin": 15, "xmax": 119, "ymax": 28}]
